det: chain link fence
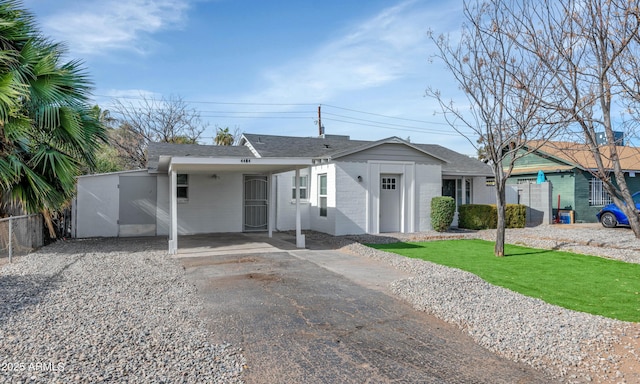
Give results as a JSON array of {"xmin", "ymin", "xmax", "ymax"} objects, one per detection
[{"xmin": 0, "ymin": 214, "xmax": 44, "ymax": 263}]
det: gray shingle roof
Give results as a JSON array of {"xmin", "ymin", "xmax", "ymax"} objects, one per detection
[
  {"xmin": 242, "ymin": 133, "xmax": 492, "ymax": 176},
  {"xmin": 413, "ymin": 144, "xmax": 493, "ymax": 176},
  {"xmin": 146, "ymin": 142, "xmax": 253, "ymax": 171},
  {"xmin": 241, "ymin": 133, "xmax": 368, "ymax": 158},
  {"xmin": 146, "ymin": 134, "xmax": 492, "ymax": 177}
]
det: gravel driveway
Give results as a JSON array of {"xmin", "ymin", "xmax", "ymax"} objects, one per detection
[{"xmin": 0, "ymin": 224, "xmax": 638, "ymax": 383}]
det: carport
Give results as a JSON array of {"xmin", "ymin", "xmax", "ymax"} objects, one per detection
[{"xmin": 154, "ymin": 153, "xmax": 313, "ymax": 254}]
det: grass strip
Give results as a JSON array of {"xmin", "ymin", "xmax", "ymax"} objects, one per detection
[{"xmin": 369, "ymin": 239, "xmax": 640, "ymax": 322}]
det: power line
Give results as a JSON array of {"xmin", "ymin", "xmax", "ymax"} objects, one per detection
[
  {"xmin": 322, "ymin": 117, "xmax": 463, "ymax": 136},
  {"xmin": 199, "ymin": 115, "xmax": 312, "ymax": 119},
  {"xmin": 322, "ymin": 111, "xmax": 466, "ymax": 134},
  {"xmin": 322, "ymin": 103, "xmax": 455, "ymax": 126},
  {"xmin": 95, "ymin": 94, "xmax": 469, "ymax": 135},
  {"xmin": 94, "ymin": 94, "xmax": 317, "ymax": 107}
]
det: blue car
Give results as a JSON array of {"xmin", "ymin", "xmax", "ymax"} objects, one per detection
[{"xmin": 596, "ymin": 191, "xmax": 640, "ymax": 228}]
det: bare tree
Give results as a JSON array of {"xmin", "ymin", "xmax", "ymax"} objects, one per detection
[
  {"xmin": 502, "ymin": 0, "xmax": 640, "ymax": 237},
  {"xmin": 110, "ymin": 94, "xmax": 208, "ymax": 169},
  {"xmin": 427, "ymin": 0, "xmax": 563, "ymax": 256}
]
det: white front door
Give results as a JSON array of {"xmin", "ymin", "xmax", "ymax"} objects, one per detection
[{"xmin": 380, "ymin": 174, "xmax": 401, "ymax": 232}]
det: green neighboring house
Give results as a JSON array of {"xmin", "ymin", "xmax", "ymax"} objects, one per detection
[{"xmin": 506, "ymin": 141, "xmax": 640, "ymax": 223}]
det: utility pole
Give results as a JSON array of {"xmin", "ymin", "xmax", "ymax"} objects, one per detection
[{"xmin": 318, "ymin": 105, "xmax": 323, "ymax": 136}]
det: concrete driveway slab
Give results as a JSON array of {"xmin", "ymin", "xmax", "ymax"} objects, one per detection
[{"xmin": 178, "ymin": 235, "xmax": 556, "ymax": 383}]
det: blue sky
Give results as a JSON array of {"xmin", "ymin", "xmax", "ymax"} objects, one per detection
[{"xmin": 22, "ymin": 0, "xmax": 477, "ymax": 155}]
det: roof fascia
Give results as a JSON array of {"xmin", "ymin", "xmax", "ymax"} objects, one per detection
[{"xmin": 239, "ymin": 134, "xmax": 262, "ymax": 158}]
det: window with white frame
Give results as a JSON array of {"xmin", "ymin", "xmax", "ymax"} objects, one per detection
[
  {"xmin": 465, "ymin": 178, "xmax": 473, "ymax": 204},
  {"xmin": 318, "ymin": 174, "xmax": 327, "ymax": 217},
  {"xmin": 177, "ymin": 174, "xmax": 188, "ymax": 200},
  {"xmin": 589, "ymin": 177, "xmax": 612, "ymax": 206},
  {"xmin": 291, "ymin": 175, "xmax": 308, "ymax": 200},
  {"xmin": 381, "ymin": 177, "xmax": 396, "ymax": 190}
]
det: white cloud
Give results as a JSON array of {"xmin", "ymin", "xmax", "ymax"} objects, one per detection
[
  {"xmin": 102, "ymin": 89, "xmax": 161, "ymax": 99},
  {"xmin": 233, "ymin": 0, "xmax": 475, "ymax": 153},
  {"xmin": 254, "ymin": 0, "xmax": 459, "ymax": 104},
  {"xmin": 40, "ymin": 0, "xmax": 191, "ymax": 55}
]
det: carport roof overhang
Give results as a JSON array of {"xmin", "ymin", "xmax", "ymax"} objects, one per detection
[{"xmin": 157, "ymin": 156, "xmax": 313, "ymax": 174}]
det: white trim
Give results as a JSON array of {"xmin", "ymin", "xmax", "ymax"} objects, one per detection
[
  {"xmin": 331, "ymin": 136, "xmax": 449, "ymax": 163},
  {"xmin": 168, "ymin": 168, "xmax": 178, "ymax": 254},
  {"xmin": 239, "ymin": 133, "xmax": 262, "ymax": 158},
  {"xmin": 295, "ymin": 168, "xmax": 305, "ymax": 248},
  {"xmin": 269, "ymin": 172, "xmax": 275, "ymax": 238},
  {"xmin": 367, "ymin": 160, "xmax": 416, "ymax": 234},
  {"xmin": 76, "ymin": 169, "xmax": 148, "ymax": 178}
]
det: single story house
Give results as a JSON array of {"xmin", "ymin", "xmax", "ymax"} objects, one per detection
[
  {"xmin": 506, "ymin": 141, "xmax": 640, "ymax": 223},
  {"xmin": 73, "ymin": 133, "xmax": 494, "ymax": 253}
]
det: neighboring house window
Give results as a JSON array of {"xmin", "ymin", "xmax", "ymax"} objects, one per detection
[
  {"xmin": 177, "ymin": 174, "xmax": 188, "ymax": 200},
  {"xmin": 589, "ymin": 177, "xmax": 612, "ymax": 206},
  {"xmin": 291, "ymin": 175, "xmax": 308, "ymax": 199},
  {"xmin": 517, "ymin": 178, "xmax": 537, "ymax": 184},
  {"xmin": 319, "ymin": 174, "xmax": 327, "ymax": 217}
]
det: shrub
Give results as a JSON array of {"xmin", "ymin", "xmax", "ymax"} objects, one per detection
[
  {"xmin": 458, "ymin": 204, "xmax": 526, "ymax": 229},
  {"xmin": 458, "ymin": 204, "xmax": 496, "ymax": 230},
  {"xmin": 505, "ymin": 204, "xmax": 526, "ymax": 228},
  {"xmin": 431, "ymin": 196, "xmax": 456, "ymax": 232}
]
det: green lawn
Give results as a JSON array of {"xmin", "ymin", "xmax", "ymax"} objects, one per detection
[{"xmin": 369, "ymin": 239, "xmax": 640, "ymax": 322}]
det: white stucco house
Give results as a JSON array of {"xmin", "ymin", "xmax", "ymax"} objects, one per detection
[{"xmin": 73, "ymin": 133, "xmax": 494, "ymax": 253}]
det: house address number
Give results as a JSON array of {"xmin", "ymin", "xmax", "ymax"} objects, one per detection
[{"xmin": 241, "ymin": 158, "xmax": 251, "ymax": 163}]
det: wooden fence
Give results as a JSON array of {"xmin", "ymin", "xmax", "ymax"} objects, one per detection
[{"xmin": 0, "ymin": 214, "xmax": 44, "ymax": 263}]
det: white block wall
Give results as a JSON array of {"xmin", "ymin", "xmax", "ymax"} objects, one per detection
[
  {"xmin": 156, "ymin": 172, "xmax": 243, "ymax": 235},
  {"xmin": 335, "ymin": 162, "xmax": 369, "ymax": 235},
  {"xmin": 472, "ymin": 176, "xmax": 496, "ymax": 204},
  {"xmin": 415, "ymin": 164, "xmax": 443, "ymax": 231},
  {"xmin": 273, "ymin": 171, "xmax": 311, "ymax": 231},
  {"xmin": 156, "ymin": 174, "xmax": 170, "ymax": 236}
]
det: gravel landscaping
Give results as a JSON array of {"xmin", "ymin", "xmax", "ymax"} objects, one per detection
[
  {"xmin": 1, "ymin": 224, "xmax": 638, "ymax": 383},
  {"xmin": 328, "ymin": 224, "xmax": 640, "ymax": 384},
  {"xmin": 0, "ymin": 237, "xmax": 245, "ymax": 383}
]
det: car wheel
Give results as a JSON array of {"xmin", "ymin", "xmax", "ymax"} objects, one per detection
[{"xmin": 600, "ymin": 212, "xmax": 618, "ymax": 228}]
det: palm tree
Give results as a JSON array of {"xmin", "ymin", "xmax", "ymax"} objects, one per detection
[
  {"xmin": 0, "ymin": 1, "xmax": 107, "ymax": 235},
  {"xmin": 214, "ymin": 127, "xmax": 234, "ymax": 145}
]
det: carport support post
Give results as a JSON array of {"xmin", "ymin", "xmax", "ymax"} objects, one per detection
[
  {"xmin": 169, "ymin": 168, "xmax": 178, "ymax": 254},
  {"xmin": 268, "ymin": 172, "xmax": 274, "ymax": 238},
  {"xmin": 295, "ymin": 168, "xmax": 305, "ymax": 248}
]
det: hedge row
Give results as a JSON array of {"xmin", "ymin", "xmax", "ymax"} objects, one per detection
[{"xmin": 458, "ymin": 204, "xmax": 526, "ymax": 229}]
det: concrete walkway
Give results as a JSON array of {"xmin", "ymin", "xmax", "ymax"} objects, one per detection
[{"xmin": 176, "ymin": 232, "xmax": 411, "ymax": 295}]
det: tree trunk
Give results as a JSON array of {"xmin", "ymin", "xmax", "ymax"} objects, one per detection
[
  {"xmin": 494, "ymin": 182, "xmax": 507, "ymax": 257},
  {"xmin": 627, "ymin": 209, "xmax": 640, "ymax": 238}
]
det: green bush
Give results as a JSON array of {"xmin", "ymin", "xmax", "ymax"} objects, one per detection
[
  {"xmin": 458, "ymin": 204, "xmax": 526, "ymax": 229},
  {"xmin": 458, "ymin": 204, "xmax": 496, "ymax": 229},
  {"xmin": 505, "ymin": 204, "xmax": 526, "ymax": 228},
  {"xmin": 431, "ymin": 196, "xmax": 456, "ymax": 232}
]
